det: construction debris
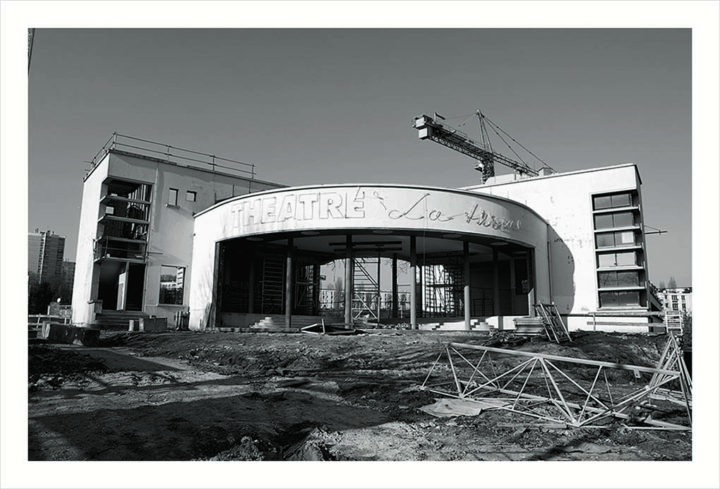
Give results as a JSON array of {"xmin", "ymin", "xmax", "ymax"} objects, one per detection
[{"xmin": 420, "ymin": 335, "xmax": 691, "ymax": 430}]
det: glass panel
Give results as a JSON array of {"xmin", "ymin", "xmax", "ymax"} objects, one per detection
[
  {"xmin": 617, "ymin": 291, "xmax": 640, "ymax": 306},
  {"xmin": 616, "ymin": 271, "xmax": 640, "ymax": 287},
  {"xmin": 615, "ymin": 251, "xmax": 636, "ymax": 266},
  {"xmin": 599, "ymin": 292, "xmax": 618, "ymax": 307},
  {"xmin": 593, "ymin": 195, "xmax": 612, "ymax": 210},
  {"xmin": 618, "ymin": 231, "xmax": 635, "ymax": 245},
  {"xmin": 186, "ymin": 191, "xmax": 197, "ymax": 202},
  {"xmin": 598, "ymin": 253, "xmax": 616, "ymax": 267},
  {"xmin": 611, "ymin": 193, "xmax": 632, "ymax": 208},
  {"xmin": 159, "ymin": 266, "xmax": 184, "ymax": 305},
  {"xmin": 596, "ymin": 233, "xmax": 615, "ymax": 248},
  {"xmin": 613, "ymin": 212, "xmax": 635, "ymax": 227},
  {"xmin": 168, "ymin": 188, "xmax": 178, "ymax": 206},
  {"xmin": 594, "ymin": 214, "xmax": 614, "ymax": 230},
  {"xmin": 598, "ymin": 272, "xmax": 617, "ymax": 288}
]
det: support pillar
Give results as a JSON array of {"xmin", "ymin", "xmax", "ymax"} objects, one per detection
[
  {"xmin": 463, "ymin": 241, "xmax": 471, "ymax": 331},
  {"xmin": 312, "ymin": 263, "xmax": 321, "ymax": 315},
  {"xmin": 527, "ymin": 249, "xmax": 535, "ymax": 316},
  {"xmin": 248, "ymin": 259, "xmax": 255, "ymax": 314},
  {"xmin": 391, "ymin": 253, "xmax": 398, "ymax": 318},
  {"xmin": 509, "ymin": 257, "xmax": 516, "ymax": 315},
  {"xmin": 376, "ymin": 251, "xmax": 382, "ymax": 323},
  {"xmin": 285, "ymin": 238, "xmax": 293, "ymax": 329},
  {"xmin": 493, "ymin": 247, "xmax": 500, "ymax": 317},
  {"xmin": 344, "ymin": 234, "xmax": 353, "ymax": 326},
  {"xmin": 410, "ymin": 236, "xmax": 417, "ymax": 330}
]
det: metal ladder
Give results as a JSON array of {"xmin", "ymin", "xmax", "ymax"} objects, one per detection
[{"xmin": 534, "ymin": 303, "xmax": 572, "ymax": 343}]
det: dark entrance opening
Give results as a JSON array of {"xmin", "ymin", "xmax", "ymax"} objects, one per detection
[{"xmin": 126, "ymin": 263, "xmax": 145, "ymax": 311}]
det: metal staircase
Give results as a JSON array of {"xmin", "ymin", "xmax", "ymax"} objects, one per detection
[
  {"xmin": 423, "ymin": 264, "xmax": 463, "ymax": 317},
  {"xmin": 534, "ymin": 303, "xmax": 572, "ymax": 343},
  {"xmin": 261, "ymin": 255, "xmax": 285, "ymax": 314},
  {"xmin": 352, "ymin": 258, "xmax": 381, "ymax": 322}
]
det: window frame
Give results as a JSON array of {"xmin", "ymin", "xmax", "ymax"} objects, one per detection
[
  {"xmin": 158, "ymin": 265, "xmax": 185, "ymax": 305},
  {"xmin": 168, "ymin": 188, "xmax": 179, "ymax": 207}
]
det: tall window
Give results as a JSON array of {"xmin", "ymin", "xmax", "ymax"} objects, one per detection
[
  {"xmin": 168, "ymin": 188, "xmax": 178, "ymax": 206},
  {"xmin": 159, "ymin": 266, "xmax": 185, "ymax": 305}
]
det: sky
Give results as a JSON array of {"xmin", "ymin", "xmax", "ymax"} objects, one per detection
[{"xmin": 28, "ymin": 28, "xmax": 692, "ymax": 285}]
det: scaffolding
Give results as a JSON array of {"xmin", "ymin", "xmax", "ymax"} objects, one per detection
[{"xmin": 420, "ymin": 336, "xmax": 691, "ymax": 430}]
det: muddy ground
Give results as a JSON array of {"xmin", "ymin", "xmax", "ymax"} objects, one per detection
[{"xmin": 27, "ymin": 329, "xmax": 691, "ymax": 461}]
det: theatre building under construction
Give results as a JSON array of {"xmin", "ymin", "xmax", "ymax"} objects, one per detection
[{"xmin": 72, "ymin": 133, "xmax": 663, "ymax": 333}]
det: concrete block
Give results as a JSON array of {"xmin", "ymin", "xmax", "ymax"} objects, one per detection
[
  {"xmin": 140, "ymin": 317, "xmax": 167, "ymax": 332},
  {"xmin": 41, "ymin": 323, "xmax": 100, "ymax": 346}
]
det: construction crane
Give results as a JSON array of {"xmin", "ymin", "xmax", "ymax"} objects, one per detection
[{"xmin": 413, "ymin": 110, "xmax": 552, "ymax": 182}]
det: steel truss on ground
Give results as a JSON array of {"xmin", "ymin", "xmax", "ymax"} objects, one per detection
[{"xmin": 420, "ymin": 336, "xmax": 691, "ymax": 430}]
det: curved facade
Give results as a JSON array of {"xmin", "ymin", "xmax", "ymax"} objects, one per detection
[{"xmin": 189, "ymin": 184, "xmax": 550, "ymax": 329}]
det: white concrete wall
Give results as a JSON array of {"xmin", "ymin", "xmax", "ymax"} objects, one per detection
[
  {"xmin": 71, "ymin": 157, "xmax": 109, "ymax": 325},
  {"xmin": 189, "ymin": 184, "xmax": 551, "ymax": 329},
  {"xmin": 106, "ymin": 153, "xmax": 281, "ymax": 322},
  {"xmin": 72, "ymin": 151, "xmax": 282, "ymax": 325},
  {"xmin": 466, "ymin": 164, "xmax": 642, "ymax": 316}
]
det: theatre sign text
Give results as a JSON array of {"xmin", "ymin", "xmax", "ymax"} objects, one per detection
[{"xmin": 225, "ymin": 186, "xmax": 532, "ymax": 239}]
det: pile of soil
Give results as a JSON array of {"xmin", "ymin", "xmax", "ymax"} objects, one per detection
[{"xmin": 28, "ymin": 330, "xmax": 690, "ymax": 461}]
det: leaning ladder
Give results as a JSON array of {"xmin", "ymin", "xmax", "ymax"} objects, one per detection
[{"xmin": 534, "ymin": 303, "xmax": 572, "ymax": 343}]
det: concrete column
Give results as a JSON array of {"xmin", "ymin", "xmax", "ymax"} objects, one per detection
[
  {"xmin": 285, "ymin": 238, "xmax": 293, "ymax": 329},
  {"xmin": 527, "ymin": 249, "xmax": 536, "ymax": 316},
  {"xmin": 464, "ymin": 241, "xmax": 471, "ymax": 331},
  {"xmin": 376, "ymin": 251, "xmax": 382, "ymax": 322},
  {"xmin": 410, "ymin": 236, "xmax": 417, "ymax": 330},
  {"xmin": 391, "ymin": 253, "xmax": 398, "ymax": 318},
  {"xmin": 248, "ymin": 258, "xmax": 255, "ymax": 314},
  {"xmin": 312, "ymin": 263, "xmax": 321, "ymax": 315},
  {"xmin": 493, "ymin": 247, "xmax": 500, "ymax": 316},
  {"xmin": 344, "ymin": 234, "xmax": 353, "ymax": 326},
  {"xmin": 509, "ymin": 257, "xmax": 516, "ymax": 314}
]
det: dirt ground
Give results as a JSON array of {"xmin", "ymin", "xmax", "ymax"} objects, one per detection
[{"xmin": 27, "ymin": 329, "xmax": 691, "ymax": 461}]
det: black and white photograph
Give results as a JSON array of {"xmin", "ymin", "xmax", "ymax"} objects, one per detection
[{"xmin": 2, "ymin": 1, "xmax": 718, "ymax": 488}]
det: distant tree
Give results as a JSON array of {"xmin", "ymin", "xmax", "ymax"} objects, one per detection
[
  {"xmin": 658, "ymin": 280, "xmax": 666, "ymax": 290},
  {"xmin": 28, "ymin": 281, "xmax": 55, "ymax": 314},
  {"xmin": 668, "ymin": 276, "xmax": 677, "ymax": 289}
]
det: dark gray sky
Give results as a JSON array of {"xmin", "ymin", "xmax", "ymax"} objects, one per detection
[{"xmin": 28, "ymin": 28, "xmax": 691, "ymax": 285}]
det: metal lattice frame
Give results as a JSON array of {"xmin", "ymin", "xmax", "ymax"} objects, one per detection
[{"xmin": 420, "ymin": 338, "xmax": 691, "ymax": 430}]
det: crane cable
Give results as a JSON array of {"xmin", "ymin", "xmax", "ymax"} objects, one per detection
[{"xmin": 483, "ymin": 115, "xmax": 554, "ymax": 172}]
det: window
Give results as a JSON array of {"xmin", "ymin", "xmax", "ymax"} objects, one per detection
[
  {"xmin": 597, "ymin": 251, "xmax": 637, "ymax": 268},
  {"xmin": 595, "ymin": 231, "xmax": 637, "ymax": 248},
  {"xmin": 599, "ymin": 290, "xmax": 640, "ymax": 307},
  {"xmin": 168, "ymin": 188, "xmax": 178, "ymax": 206},
  {"xmin": 185, "ymin": 191, "xmax": 197, "ymax": 202},
  {"xmin": 593, "ymin": 192, "xmax": 633, "ymax": 210},
  {"xmin": 159, "ymin": 266, "xmax": 185, "ymax": 305},
  {"xmin": 598, "ymin": 271, "xmax": 640, "ymax": 288},
  {"xmin": 594, "ymin": 212, "xmax": 635, "ymax": 230}
]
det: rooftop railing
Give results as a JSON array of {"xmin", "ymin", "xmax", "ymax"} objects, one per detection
[{"xmin": 85, "ymin": 132, "xmax": 256, "ymax": 181}]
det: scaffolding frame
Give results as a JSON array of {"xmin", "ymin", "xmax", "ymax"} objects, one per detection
[{"xmin": 420, "ymin": 336, "xmax": 691, "ymax": 430}]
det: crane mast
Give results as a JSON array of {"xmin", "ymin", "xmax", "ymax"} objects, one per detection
[{"xmin": 413, "ymin": 112, "xmax": 540, "ymax": 182}]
